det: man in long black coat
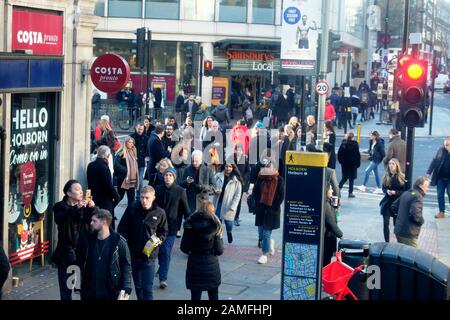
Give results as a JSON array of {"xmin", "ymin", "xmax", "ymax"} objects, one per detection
[
  {"xmin": 87, "ymin": 145, "xmax": 120, "ymax": 226},
  {"xmin": 337, "ymin": 133, "xmax": 361, "ymax": 198},
  {"xmin": 146, "ymin": 125, "xmax": 170, "ymax": 178}
]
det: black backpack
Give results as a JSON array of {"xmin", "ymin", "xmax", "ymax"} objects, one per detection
[{"xmin": 214, "ymin": 107, "xmax": 227, "ymax": 123}]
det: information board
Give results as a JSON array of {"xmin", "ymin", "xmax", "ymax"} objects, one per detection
[{"xmin": 281, "ymin": 151, "xmax": 327, "ymax": 300}]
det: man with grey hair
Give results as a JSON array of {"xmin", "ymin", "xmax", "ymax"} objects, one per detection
[
  {"xmin": 87, "ymin": 145, "xmax": 120, "ymax": 228},
  {"xmin": 181, "ymin": 150, "xmax": 217, "ymax": 212},
  {"xmin": 392, "ymin": 176, "xmax": 430, "ymax": 248},
  {"xmin": 427, "ymin": 138, "xmax": 450, "ymax": 219}
]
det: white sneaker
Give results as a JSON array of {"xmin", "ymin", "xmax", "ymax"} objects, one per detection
[
  {"xmin": 269, "ymin": 239, "xmax": 275, "ymax": 256},
  {"xmin": 373, "ymin": 188, "xmax": 383, "ymax": 194},
  {"xmin": 356, "ymin": 185, "xmax": 366, "ymax": 192},
  {"xmin": 257, "ymin": 254, "xmax": 268, "ymax": 264}
]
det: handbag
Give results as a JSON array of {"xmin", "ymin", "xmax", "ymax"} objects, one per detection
[{"xmin": 247, "ymin": 193, "xmax": 256, "ymax": 214}]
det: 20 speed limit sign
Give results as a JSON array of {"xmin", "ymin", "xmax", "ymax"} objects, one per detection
[{"xmin": 315, "ymin": 80, "xmax": 330, "ymax": 96}]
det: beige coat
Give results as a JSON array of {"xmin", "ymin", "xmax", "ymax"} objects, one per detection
[{"xmin": 214, "ymin": 173, "xmax": 242, "ymax": 221}]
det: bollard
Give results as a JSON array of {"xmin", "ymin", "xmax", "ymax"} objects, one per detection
[{"xmin": 357, "ymin": 123, "xmax": 361, "ymax": 144}]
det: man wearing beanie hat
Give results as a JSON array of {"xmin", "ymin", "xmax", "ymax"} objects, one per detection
[{"xmin": 154, "ymin": 167, "xmax": 191, "ymax": 289}]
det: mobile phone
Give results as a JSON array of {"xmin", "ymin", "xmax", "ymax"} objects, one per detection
[{"xmin": 85, "ymin": 189, "xmax": 91, "ymax": 202}]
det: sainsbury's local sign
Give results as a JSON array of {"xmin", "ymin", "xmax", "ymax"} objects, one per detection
[{"xmin": 12, "ymin": 8, "xmax": 63, "ymax": 55}]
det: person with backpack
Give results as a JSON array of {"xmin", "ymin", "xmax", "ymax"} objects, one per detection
[{"xmin": 211, "ymin": 99, "xmax": 230, "ymax": 128}]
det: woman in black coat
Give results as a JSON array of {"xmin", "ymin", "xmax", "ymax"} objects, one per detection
[
  {"xmin": 252, "ymin": 160, "xmax": 285, "ymax": 264},
  {"xmin": 337, "ymin": 133, "xmax": 361, "ymax": 197},
  {"xmin": 180, "ymin": 201, "xmax": 224, "ymax": 300},
  {"xmin": 380, "ymin": 158, "xmax": 406, "ymax": 242},
  {"xmin": 323, "ymin": 184, "xmax": 344, "ymax": 267}
]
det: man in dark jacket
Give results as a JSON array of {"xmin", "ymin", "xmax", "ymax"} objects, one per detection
[
  {"xmin": 146, "ymin": 125, "xmax": 170, "ymax": 178},
  {"xmin": 286, "ymin": 84, "xmax": 296, "ymax": 116},
  {"xmin": 118, "ymin": 186, "xmax": 168, "ymax": 300},
  {"xmin": 155, "ymin": 168, "xmax": 191, "ymax": 289},
  {"xmin": 87, "ymin": 146, "xmax": 120, "ymax": 228},
  {"xmin": 383, "ymin": 128, "xmax": 406, "ymax": 171},
  {"xmin": 131, "ymin": 124, "xmax": 149, "ymax": 199},
  {"xmin": 53, "ymin": 180, "xmax": 97, "ymax": 300},
  {"xmin": 211, "ymin": 99, "xmax": 230, "ymax": 127},
  {"xmin": 392, "ymin": 176, "xmax": 429, "ymax": 248},
  {"xmin": 427, "ymin": 138, "xmax": 450, "ymax": 219},
  {"xmin": 184, "ymin": 94, "xmax": 199, "ymax": 118},
  {"xmin": 338, "ymin": 133, "xmax": 361, "ymax": 197},
  {"xmin": 77, "ymin": 209, "xmax": 132, "ymax": 300},
  {"xmin": 0, "ymin": 244, "xmax": 10, "ymax": 300}
]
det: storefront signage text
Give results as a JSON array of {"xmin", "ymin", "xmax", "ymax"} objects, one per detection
[
  {"xmin": 252, "ymin": 62, "xmax": 273, "ymax": 71},
  {"xmin": 10, "ymin": 107, "xmax": 49, "ymax": 165},
  {"xmin": 12, "ymin": 8, "xmax": 63, "ymax": 55},
  {"xmin": 226, "ymin": 51, "xmax": 275, "ymax": 61},
  {"xmin": 91, "ymin": 53, "xmax": 131, "ymax": 92}
]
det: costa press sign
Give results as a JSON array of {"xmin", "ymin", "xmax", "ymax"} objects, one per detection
[{"xmin": 90, "ymin": 54, "xmax": 130, "ymax": 92}]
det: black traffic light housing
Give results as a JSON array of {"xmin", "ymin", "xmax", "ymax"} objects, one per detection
[
  {"xmin": 136, "ymin": 27, "xmax": 146, "ymax": 69},
  {"xmin": 397, "ymin": 54, "xmax": 428, "ymax": 127},
  {"xmin": 183, "ymin": 44, "xmax": 194, "ymax": 83},
  {"xmin": 328, "ymin": 31, "xmax": 342, "ymax": 73},
  {"xmin": 204, "ymin": 60, "xmax": 212, "ymax": 77}
]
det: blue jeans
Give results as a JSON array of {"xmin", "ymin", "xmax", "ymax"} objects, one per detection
[
  {"xmin": 258, "ymin": 226, "xmax": 272, "ymax": 254},
  {"xmin": 224, "ymin": 220, "xmax": 233, "ymax": 233},
  {"xmin": 157, "ymin": 235, "xmax": 176, "ymax": 281},
  {"xmin": 437, "ymin": 178, "xmax": 450, "ymax": 212},
  {"xmin": 363, "ymin": 161, "xmax": 381, "ymax": 188},
  {"xmin": 131, "ymin": 258, "xmax": 156, "ymax": 300},
  {"xmin": 58, "ymin": 266, "xmax": 73, "ymax": 301},
  {"xmin": 136, "ymin": 167, "xmax": 146, "ymax": 199},
  {"xmin": 216, "ymin": 202, "xmax": 222, "ymax": 220}
]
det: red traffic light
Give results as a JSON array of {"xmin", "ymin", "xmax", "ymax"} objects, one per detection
[
  {"xmin": 407, "ymin": 63, "xmax": 423, "ymax": 80},
  {"xmin": 204, "ymin": 60, "xmax": 212, "ymax": 70}
]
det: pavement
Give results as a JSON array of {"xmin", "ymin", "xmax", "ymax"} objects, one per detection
[{"xmin": 3, "ymin": 99, "xmax": 450, "ymax": 300}]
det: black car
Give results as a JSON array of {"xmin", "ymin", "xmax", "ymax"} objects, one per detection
[{"xmin": 444, "ymin": 80, "xmax": 450, "ymax": 93}]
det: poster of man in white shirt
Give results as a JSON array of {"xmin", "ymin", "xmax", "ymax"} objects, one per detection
[{"xmin": 296, "ymin": 15, "xmax": 317, "ymax": 49}]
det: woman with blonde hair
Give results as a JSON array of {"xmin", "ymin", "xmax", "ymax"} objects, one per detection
[
  {"xmin": 149, "ymin": 157, "xmax": 174, "ymax": 188},
  {"xmin": 379, "ymin": 158, "xmax": 406, "ymax": 242},
  {"xmin": 114, "ymin": 136, "xmax": 139, "ymax": 204},
  {"xmin": 181, "ymin": 200, "xmax": 223, "ymax": 300}
]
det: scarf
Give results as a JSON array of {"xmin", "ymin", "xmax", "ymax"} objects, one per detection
[
  {"xmin": 258, "ymin": 169, "xmax": 279, "ymax": 207},
  {"xmin": 121, "ymin": 150, "xmax": 139, "ymax": 190}
]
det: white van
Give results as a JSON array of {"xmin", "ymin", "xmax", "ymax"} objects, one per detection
[{"xmin": 434, "ymin": 73, "xmax": 449, "ymax": 90}]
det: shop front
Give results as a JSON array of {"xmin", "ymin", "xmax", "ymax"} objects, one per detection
[{"xmin": 213, "ymin": 45, "xmax": 281, "ymax": 105}]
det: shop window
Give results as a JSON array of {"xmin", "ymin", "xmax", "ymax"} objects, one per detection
[
  {"xmin": 145, "ymin": 0, "xmax": 179, "ymax": 19},
  {"xmin": 219, "ymin": 0, "xmax": 247, "ymax": 23},
  {"xmin": 344, "ymin": 0, "xmax": 365, "ymax": 40},
  {"xmin": 183, "ymin": 0, "xmax": 214, "ymax": 21},
  {"xmin": 95, "ymin": 0, "xmax": 106, "ymax": 16},
  {"xmin": 252, "ymin": 0, "xmax": 275, "ymax": 25},
  {"xmin": 108, "ymin": 0, "xmax": 142, "ymax": 18}
]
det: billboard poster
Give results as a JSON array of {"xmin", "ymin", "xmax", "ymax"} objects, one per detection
[
  {"xmin": 281, "ymin": 0, "xmax": 321, "ymax": 75},
  {"xmin": 8, "ymin": 93, "xmax": 53, "ymax": 265},
  {"xmin": 211, "ymin": 77, "xmax": 229, "ymax": 106},
  {"xmin": 281, "ymin": 151, "xmax": 327, "ymax": 300}
]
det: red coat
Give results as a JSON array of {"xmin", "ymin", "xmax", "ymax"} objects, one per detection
[
  {"xmin": 231, "ymin": 125, "xmax": 251, "ymax": 155},
  {"xmin": 324, "ymin": 103, "xmax": 336, "ymax": 121}
]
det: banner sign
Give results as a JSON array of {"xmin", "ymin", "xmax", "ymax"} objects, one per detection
[
  {"xmin": 281, "ymin": 151, "xmax": 327, "ymax": 300},
  {"xmin": 12, "ymin": 8, "xmax": 63, "ymax": 55},
  {"xmin": 91, "ymin": 54, "xmax": 131, "ymax": 93},
  {"xmin": 281, "ymin": 0, "xmax": 321, "ymax": 75},
  {"xmin": 211, "ymin": 77, "xmax": 229, "ymax": 106}
]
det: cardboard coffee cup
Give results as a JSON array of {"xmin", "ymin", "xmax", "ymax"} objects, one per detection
[{"xmin": 12, "ymin": 277, "xmax": 19, "ymax": 287}]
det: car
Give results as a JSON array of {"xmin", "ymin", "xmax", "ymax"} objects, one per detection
[
  {"xmin": 444, "ymin": 80, "xmax": 450, "ymax": 93},
  {"xmin": 435, "ymin": 73, "xmax": 449, "ymax": 90}
]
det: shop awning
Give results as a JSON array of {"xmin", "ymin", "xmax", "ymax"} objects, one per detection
[{"xmin": 214, "ymin": 38, "xmax": 280, "ymax": 50}]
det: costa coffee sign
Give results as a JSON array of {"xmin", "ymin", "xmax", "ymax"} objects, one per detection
[
  {"xmin": 226, "ymin": 50, "xmax": 275, "ymax": 61},
  {"xmin": 12, "ymin": 8, "xmax": 63, "ymax": 55},
  {"xmin": 91, "ymin": 53, "xmax": 130, "ymax": 92}
]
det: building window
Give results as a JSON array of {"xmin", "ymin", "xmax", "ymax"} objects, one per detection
[
  {"xmin": 145, "ymin": 0, "xmax": 179, "ymax": 19},
  {"xmin": 219, "ymin": 0, "xmax": 246, "ymax": 23},
  {"xmin": 108, "ymin": 0, "xmax": 142, "ymax": 18},
  {"xmin": 95, "ymin": 0, "xmax": 106, "ymax": 16},
  {"xmin": 183, "ymin": 0, "xmax": 215, "ymax": 21},
  {"xmin": 344, "ymin": 0, "xmax": 365, "ymax": 40},
  {"xmin": 252, "ymin": 0, "xmax": 275, "ymax": 25}
]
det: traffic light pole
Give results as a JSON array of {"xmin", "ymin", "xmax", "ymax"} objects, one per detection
[
  {"xmin": 146, "ymin": 29, "xmax": 152, "ymax": 116},
  {"xmin": 317, "ymin": 0, "xmax": 330, "ymax": 150},
  {"xmin": 198, "ymin": 46, "xmax": 204, "ymax": 97}
]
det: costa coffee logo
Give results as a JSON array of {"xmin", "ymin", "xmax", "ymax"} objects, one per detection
[
  {"xmin": 17, "ymin": 30, "xmax": 58, "ymax": 46},
  {"xmin": 226, "ymin": 50, "xmax": 275, "ymax": 61},
  {"xmin": 90, "ymin": 53, "xmax": 130, "ymax": 92}
]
